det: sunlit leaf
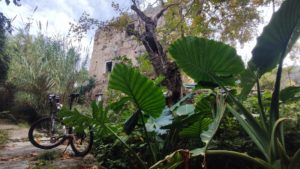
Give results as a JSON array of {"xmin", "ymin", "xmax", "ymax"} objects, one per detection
[
  {"xmin": 241, "ymin": 0, "xmax": 300, "ymax": 97},
  {"xmin": 109, "ymin": 64, "xmax": 165, "ymax": 118},
  {"xmin": 169, "ymin": 36, "xmax": 244, "ymax": 86}
]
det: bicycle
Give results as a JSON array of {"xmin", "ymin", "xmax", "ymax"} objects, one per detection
[{"xmin": 28, "ymin": 93, "xmax": 93, "ymax": 156}]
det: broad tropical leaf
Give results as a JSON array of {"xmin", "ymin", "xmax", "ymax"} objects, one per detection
[
  {"xmin": 191, "ymin": 95, "xmax": 226, "ymax": 156},
  {"xmin": 241, "ymin": 0, "xmax": 300, "ymax": 96},
  {"xmin": 270, "ymin": 118, "xmax": 291, "ymax": 164},
  {"xmin": 279, "ymin": 86, "xmax": 300, "ymax": 103},
  {"xmin": 227, "ymin": 104, "xmax": 270, "ymax": 161},
  {"xmin": 109, "ymin": 64, "xmax": 165, "ymax": 118},
  {"xmin": 240, "ymin": 64, "xmax": 257, "ymax": 98},
  {"xmin": 179, "ymin": 117, "xmax": 212, "ymax": 138},
  {"xmin": 108, "ymin": 97, "xmax": 130, "ymax": 113},
  {"xmin": 59, "ymin": 107, "xmax": 92, "ymax": 131},
  {"xmin": 169, "ymin": 36, "xmax": 244, "ymax": 86},
  {"xmin": 59, "ymin": 101, "xmax": 110, "ymax": 136},
  {"xmin": 175, "ymin": 104, "xmax": 195, "ymax": 116},
  {"xmin": 169, "ymin": 93, "xmax": 194, "ymax": 111},
  {"xmin": 146, "ymin": 108, "xmax": 173, "ymax": 135}
]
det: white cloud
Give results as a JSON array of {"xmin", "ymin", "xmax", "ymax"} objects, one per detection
[{"xmin": 0, "ymin": 0, "xmax": 123, "ymax": 64}]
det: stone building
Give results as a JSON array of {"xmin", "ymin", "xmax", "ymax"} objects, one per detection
[{"xmin": 89, "ymin": 6, "xmax": 163, "ymax": 98}]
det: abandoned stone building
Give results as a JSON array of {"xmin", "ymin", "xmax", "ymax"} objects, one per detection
[{"xmin": 89, "ymin": 6, "xmax": 163, "ymax": 98}]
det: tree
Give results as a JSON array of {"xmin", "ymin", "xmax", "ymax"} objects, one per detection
[
  {"xmin": 127, "ymin": 0, "xmax": 182, "ymax": 105},
  {"xmin": 69, "ymin": 0, "xmax": 272, "ymax": 105},
  {"xmin": 160, "ymin": 0, "xmax": 267, "ymax": 46},
  {"xmin": 0, "ymin": 13, "xmax": 11, "ymax": 84}
]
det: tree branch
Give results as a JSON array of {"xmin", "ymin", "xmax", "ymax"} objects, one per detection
[
  {"xmin": 154, "ymin": 3, "xmax": 180, "ymax": 24},
  {"xmin": 131, "ymin": 4, "xmax": 152, "ymax": 24},
  {"xmin": 197, "ymin": 0, "xmax": 206, "ymax": 15}
]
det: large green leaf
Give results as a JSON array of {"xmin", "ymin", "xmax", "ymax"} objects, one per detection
[
  {"xmin": 175, "ymin": 104, "xmax": 195, "ymax": 116},
  {"xmin": 269, "ymin": 118, "xmax": 291, "ymax": 164},
  {"xmin": 108, "ymin": 64, "xmax": 165, "ymax": 118},
  {"xmin": 191, "ymin": 95, "xmax": 226, "ymax": 156},
  {"xmin": 179, "ymin": 117, "xmax": 212, "ymax": 138},
  {"xmin": 169, "ymin": 36, "xmax": 244, "ymax": 86},
  {"xmin": 241, "ymin": 0, "xmax": 300, "ymax": 96},
  {"xmin": 227, "ymin": 104, "xmax": 270, "ymax": 161},
  {"xmin": 279, "ymin": 86, "xmax": 300, "ymax": 103}
]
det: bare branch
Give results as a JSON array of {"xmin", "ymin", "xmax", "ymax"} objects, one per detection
[
  {"xmin": 153, "ymin": 3, "xmax": 179, "ymax": 24},
  {"xmin": 131, "ymin": 0, "xmax": 137, "ymax": 7},
  {"xmin": 131, "ymin": 4, "xmax": 152, "ymax": 23}
]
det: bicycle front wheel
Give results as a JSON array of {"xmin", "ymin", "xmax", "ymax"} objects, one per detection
[
  {"xmin": 70, "ymin": 128, "xmax": 93, "ymax": 156},
  {"xmin": 28, "ymin": 117, "xmax": 65, "ymax": 149}
]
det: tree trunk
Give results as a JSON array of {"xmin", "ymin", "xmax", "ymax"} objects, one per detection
[{"xmin": 129, "ymin": 3, "xmax": 182, "ymax": 105}]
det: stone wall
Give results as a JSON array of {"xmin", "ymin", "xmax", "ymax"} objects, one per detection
[{"xmin": 89, "ymin": 6, "xmax": 162, "ymax": 98}]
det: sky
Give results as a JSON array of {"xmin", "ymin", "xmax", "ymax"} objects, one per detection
[
  {"xmin": 0, "ymin": 0, "xmax": 133, "ymax": 64},
  {"xmin": 1, "ymin": 0, "xmax": 295, "ymax": 67}
]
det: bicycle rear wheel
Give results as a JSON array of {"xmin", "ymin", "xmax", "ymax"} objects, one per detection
[
  {"xmin": 28, "ymin": 117, "xmax": 65, "ymax": 149},
  {"xmin": 70, "ymin": 127, "xmax": 93, "ymax": 156}
]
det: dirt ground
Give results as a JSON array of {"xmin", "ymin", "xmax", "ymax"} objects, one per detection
[{"xmin": 0, "ymin": 119, "xmax": 99, "ymax": 169}]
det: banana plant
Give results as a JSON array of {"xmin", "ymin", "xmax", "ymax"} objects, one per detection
[{"xmin": 152, "ymin": 0, "xmax": 300, "ymax": 168}]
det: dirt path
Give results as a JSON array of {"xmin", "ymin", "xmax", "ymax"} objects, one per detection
[{"xmin": 0, "ymin": 120, "xmax": 98, "ymax": 169}]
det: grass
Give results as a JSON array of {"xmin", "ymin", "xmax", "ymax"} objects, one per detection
[
  {"xmin": 17, "ymin": 122, "xmax": 30, "ymax": 128},
  {"xmin": 0, "ymin": 129, "xmax": 8, "ymax": 146}
]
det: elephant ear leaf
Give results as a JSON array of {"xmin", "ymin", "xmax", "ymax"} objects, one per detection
[
  {"xmin": 169, "ymin": 36, "xmax": 244, "ymax": 87},
  {"xmin": 108, "ymin": 64, "xmax": 165, "ymax": 118},
  {"xmin": 279, "ymin": 86, "xmax": 300, "ymax": 103},
  {"xmin": 241, "ymin": 0, "xmax": 300, "ymax": 97},
  {"xmin": 191, "ymin": 95, "xmax": 226, "ymax": 157}
]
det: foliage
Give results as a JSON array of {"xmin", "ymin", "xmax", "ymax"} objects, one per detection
[
  {"xmin": 169, "ymin": 36, "xmax": 244, "ymax": 86},
  {"xmin": 162, "ymin": 0, "xmax": 264, "ymax": 45},
  {"xmin": 0, "ymin": 12, "xmax": 11, "ymax": 83},
  {"xmin": 191, "ymin": 95, "xmax": 226, "ymax": 156},
  {"xmin": 154, "ymin": 0, "xmax": 300, "ymax": 168},
  {"xmin": 241, "ymin": 0, "xmax": 300, "ymax": 97},
  {"xmin": 6, "ymin": 32, "xmax": 88, "ymax": 115},
  {"xmin": 59, "ymin": 101, "xmax": 147, "ymax": 169},
  {"xmin": 0, "ymin": 129, "xmax": 8, "ymax": 146},
  {"xmin": 109, "ymin": 63, "xmax": 166, "ymax": 163},
  {"xmin": 279, "ymin": 86, "xmax": 300, "ymax": 103},
  {"xmin": 136, "ymin": 53, "xmax": 155, "ymax": 78},
  {"xmin": 109, "ymin": 64, "xmax": 165, "ymax": 118}
]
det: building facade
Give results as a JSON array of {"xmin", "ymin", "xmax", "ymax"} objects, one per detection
[{"xmin": 89, "ymin": 6, "xmax": 162, "ymax": 98}]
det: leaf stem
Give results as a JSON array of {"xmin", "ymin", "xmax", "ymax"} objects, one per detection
[
  {"xmin": 140, "ymin": 111, "xmax": 157, "ymax": 163},
  {"xmin": 256, "ymin": 78, "xmax": 268, "ymax": 131},
  {"xmin": 205, "ymin": 150, "xmax": 273, "ymax": 169},
  {"xmin": 104, "ymin": 124, "xmax": 147, "ymax": 169}
]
